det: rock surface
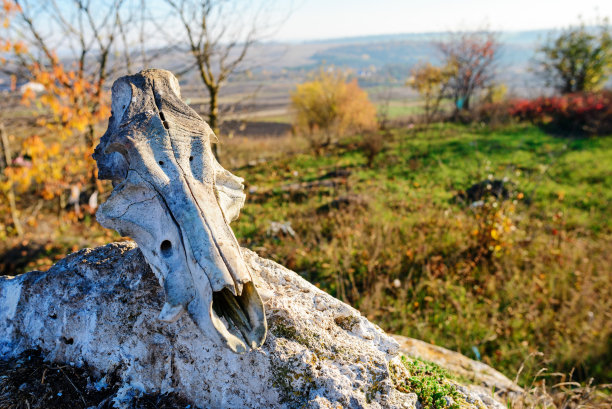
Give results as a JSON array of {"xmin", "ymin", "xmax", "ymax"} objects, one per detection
[{"xmin": 0, "ymin": 242, "xmax": 516, "ymax": 408}]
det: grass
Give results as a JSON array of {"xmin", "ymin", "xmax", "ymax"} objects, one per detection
[
  {"xmin": 376, "ymin": 98, "xmax": 455, "ymax": 121},
  {"xmin": 1, "ymin": 119, "xmax": 611, "ymax": 396},
  {"xmin": 224, "ymin": 122, "xmax": 612, "ymax": 386},
  {"xmin": 377, "ymin": 100, "xmax": 424, "ymax": 120},
  {"xmin": 218, "ymin": 134, "xmax": 309, "ymax": 169}
]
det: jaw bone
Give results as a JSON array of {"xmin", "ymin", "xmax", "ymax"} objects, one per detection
[{"xmin": 93, "ymin": 69, "xmax": 266, "ymax": 353}]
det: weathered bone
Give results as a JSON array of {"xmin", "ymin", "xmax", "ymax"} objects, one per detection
[{"xmin": 93, "ymin": 69, "xmax": 266, "ymax": 353}]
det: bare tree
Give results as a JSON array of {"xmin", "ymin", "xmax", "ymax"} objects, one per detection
[
  {"xmin": 162, "ymin": 0, "xmax": 288, "ymax": 158},
  {"xmin": 10, "ymin": 0, "xmax": 147, "ymax": 144},
  {"xmin": 4, "ymin": 0, "xmax": 155, "ymax": 191},
  {"xmin": 436, "ymin": 30, "xmax": 500, "ymax": 116}
]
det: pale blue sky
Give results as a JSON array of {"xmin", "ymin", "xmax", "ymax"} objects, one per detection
[{"xmin": 274, "ymin": 0, "xmax": 612, "ymax": 41}]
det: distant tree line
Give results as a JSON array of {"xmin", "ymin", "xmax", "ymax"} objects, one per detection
[{"xmin": 407, "ymin": 18, "xmax": 612, "ymax": 125}]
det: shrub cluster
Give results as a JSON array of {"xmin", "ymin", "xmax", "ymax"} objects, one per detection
[{"xmin": 509, "ymin": 91, "xmax": 612, "ymax": 135}]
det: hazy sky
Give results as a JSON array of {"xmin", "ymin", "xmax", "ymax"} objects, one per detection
[{"xmin": 274, "ymin": 0, "xmax": 612, "ymax": 41}]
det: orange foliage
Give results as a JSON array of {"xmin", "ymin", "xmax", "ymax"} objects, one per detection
[
  {"xmin": 0, "ymin": 0, "xmax": 110, "ymax": 237},
  {"xmin": 23, "ymin": 58, "xmax": 110, "ymax": 139},
  {"xmin": 291, "ymin": 69, "xmax": 378, "ymax": 149},
  {"xmin": 0, "ymin": 0, "xmax": 19, "ymax": 54},
  {"xmin": 1, "ymin": 135, "xmax": 90, "ymax": 200}
]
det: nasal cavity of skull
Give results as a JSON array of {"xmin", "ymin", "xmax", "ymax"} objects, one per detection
[
  {"xmin": 159, "ymin": 111, "xmax": 170, "ymax": 129},
  {"xmin": 160, "ymin": 240, "xmax": 172, "ymax": 257}
]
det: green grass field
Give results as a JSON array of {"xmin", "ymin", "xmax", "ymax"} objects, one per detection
[
  {"xmin": 2, "ymin": 120, "xmax": 610, "ymax": 393},
  {"xmin": 227, "ymin": 122, "xmax": 612, "ymax": 385}
]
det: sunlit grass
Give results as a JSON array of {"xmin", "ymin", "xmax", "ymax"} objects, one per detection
[
  {"xmin": 230, "ymin": 122, "xmax": 612, "ymax": 385},
  {"xmin": 2, "ymin": 119, "xmax": 610, "ymax": 391}
]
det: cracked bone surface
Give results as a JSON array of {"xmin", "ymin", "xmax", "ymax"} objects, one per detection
[{"xmin": 92, "ymin": 69, "xmax": 266, "ymax": 353}]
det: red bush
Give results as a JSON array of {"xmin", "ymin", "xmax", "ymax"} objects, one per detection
[{"xmin": 509, "ymin": 91, "xmax": 612, "ymax": 135}]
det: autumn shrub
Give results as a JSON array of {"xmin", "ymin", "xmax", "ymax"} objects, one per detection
[
  {"xmin": 463, "ymin": 194, "xmax": 520, "ymax": 266},
  {"xmin": 469, "ymin": 101, "xmax": 513, "ymax": 126},
  {"xmin": 509, "ymin": 91, "xmax": 612, "ymax": 135},
  {"xmin": 359, "ymin": 132, "xmax": 385, "ymax": 167},
  {"xmin": 0, "ymin": 2, "xmax": 111, "ymax": 240},
  {"xmin": 535, "ymin": 17, "xmax": 612, "ymax": 94},
  {"xmin": 290, "ymin": 69, "xmax": 378, "ymax": 152},
  {"xmin": 407, "ymin": 62, "xmax": 454, "ymax": 125}
]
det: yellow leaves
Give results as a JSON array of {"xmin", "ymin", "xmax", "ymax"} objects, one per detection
[
  {"xmin": 0, "ymin": 134, "xmax": 92, "ymax": 203},
  {"xmin": 2, "ymin": 0, "xmax": 20, "ymax": 14},
  {"xmin": 408, "ymin": 62, "xmax": 445, "ymax": 95},
  {"xmin": 0, "ymin": 0, "xmax": 19, "ymax": 29},
  {"xmin": 40, "ymin": 188, "xmax": 54, "ymax": 201},
  {"xmin": 291, "ymin": 68, "xmax": 378, "ymax": 140},
  {"xmin": 36, "ymin": 71, "xmax": 52, "ymax": 86},
  {"xmin": 466, "ymin": 197, "xmax": 520, "ymax": 261},
  {"xmin": 483, "ymin": 83, "xmax": 507, "ymax": 104},
  {"xmin": 11, "ymin": 40, "xmax": 25, "ymax": 54},
  {"xmin": 70, "ymin": 115, "xmax": 89, "ymax": 132},
  {"xmin": 21, "ymin": 59, "xmax": 109, "ymax": 141},
  {"xmin": 1, "ymin": 1, "xmax": 25, "ymax": 62},
  {"xmin": 20, "ymin": 87, "xmax": 34, "ymax": 105},
  {"xmin": 557, "ymin": 190, "xmax": 565, "ymax": 201},
  {"xmin": 490, "ymin": 228, "xmax": 499, "ymax": 240},
  {"xmin": 405, "ymin": 249, "xmax": 414, "ymax": 260},
  {"xmin": 97, "ymin": 104, "xmax": 111, "ymax": 121}
]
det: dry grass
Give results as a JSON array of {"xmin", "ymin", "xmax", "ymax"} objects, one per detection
[
  {"xmin": 218, "ymin": 133, "xmax": 309, "ymax": 169},
  {"xmin": 511, "ymin": 357, "xmax": 612, "ymax": 409}
]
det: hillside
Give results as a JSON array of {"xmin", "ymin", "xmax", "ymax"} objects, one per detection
[{"xmin": 223, "ymin": 123, "xmax": 612, "ymax": 385}]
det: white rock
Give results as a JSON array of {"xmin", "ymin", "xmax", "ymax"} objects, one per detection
[{"xmin": 0, "ymin": 242, "xmax": 514, "ymax": 408}]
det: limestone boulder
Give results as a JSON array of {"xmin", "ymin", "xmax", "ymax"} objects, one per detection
[{"xmin": 0, "ymin": 242, "xmax": 517, "ymax": 408}]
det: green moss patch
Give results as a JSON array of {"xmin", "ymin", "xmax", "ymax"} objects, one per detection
[{"xmin": 392, "ymin": 355, "xmax": 462, "ymax": 409}]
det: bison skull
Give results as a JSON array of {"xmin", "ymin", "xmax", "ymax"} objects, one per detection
[{"xmin": 93, "ymin": 69, "xmax": 266, "ymax": 353}]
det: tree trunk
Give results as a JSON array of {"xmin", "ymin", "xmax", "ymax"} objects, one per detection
[
  {"xmin": 0, "ymin": 124, "xmax": 23, "ymax": 236},
  {"xmin": 86, "ymin": 123, "xmax": 102, "ymax": 192},
  {"xmin": 208, "ymin": 85, "xmax": 220, "ymax": 160}
]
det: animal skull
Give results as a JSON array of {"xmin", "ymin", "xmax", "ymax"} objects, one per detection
[{"xmin": 93, "ymin": 69, "xmax": 266, "ymax": 353}]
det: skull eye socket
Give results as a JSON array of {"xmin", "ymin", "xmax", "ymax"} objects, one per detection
[{"xmin": 160, "ymin": 240, "xmax": 172, "ymax": 257}]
